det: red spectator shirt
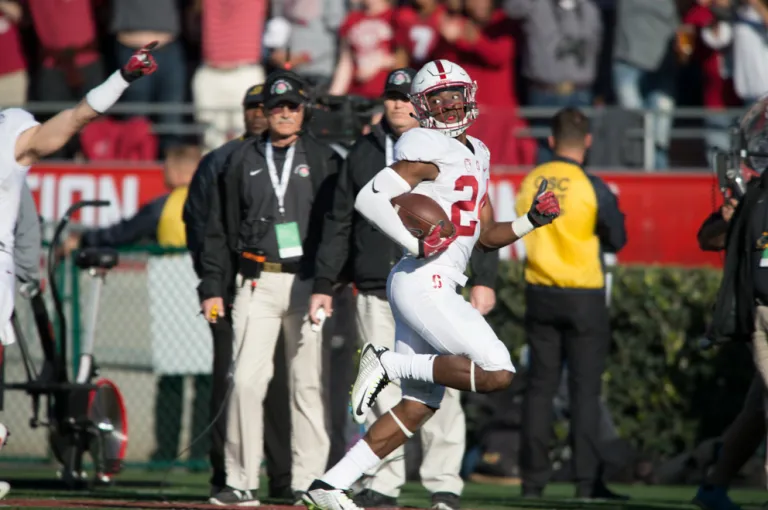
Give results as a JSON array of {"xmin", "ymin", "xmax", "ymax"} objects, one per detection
[
  {"xmin": 684, "ymin": 5, "xmax": 740, "ymax": 109},
  {"xmin": 202, "ymin": 0, "xmax": 266, "ymax": 67},
  {"xmin": 339, "ymin": 9, "xmax": 396, "ymax": 99},
  {"xmin": 28, "ymin": 0, "xmax": 99, "ymax": 69},
  {"xmin": 394, "ymin": 5, "xmax": 446, "ymax": 67},
  {"xmin": 449, "ymin": 11, "xmax": 519, "ymax": 108},
  {"xmin": 0, "ymin": 14, "xmax": 26, "ymax": 77}
]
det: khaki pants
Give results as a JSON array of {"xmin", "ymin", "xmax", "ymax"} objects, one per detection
[
  {"xmin": 226, "ymin": 272, "xmax": 329, "ymax": 492},
  {"xmin": 356, "ymin": 292, "xmax": 465, "ymax": 497},
  {"xmin": 749, "ymin": 305, "xmax": 768, "ymax": 484},
  {"xmin": 0, "ymin": 70, "xmax": 27, "ymax": 107},
  {"xmin": 192, "ymin": 64, "xmax": 265, "ymax": 153}
]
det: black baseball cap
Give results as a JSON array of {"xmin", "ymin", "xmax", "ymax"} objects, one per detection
[
  {"xmin": 263, "ymin": 71, "xmax": 309, "ymax": 110},
  {"xmin": 243, "ymin": 84, "xmax": 264, "ymax": 107},
  {"xmin": 383, "ymin": 68, "xmax": 417, "ymax": 98}
]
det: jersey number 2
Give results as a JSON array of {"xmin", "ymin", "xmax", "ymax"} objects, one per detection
[{"xmin": 451, "ymin": 175, "xmax": 478, "ymax": 237}]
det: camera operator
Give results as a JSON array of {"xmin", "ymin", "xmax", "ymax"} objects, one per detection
[
  {"xmin": 198, "ymin": 70, "xmax": 342, "ymax": 505},
  {"xmin": 308, "ymin": 68, "xmax": 499, "ymax": 510},
  {"xmin": 697, "ymin": 97, "xmax": 768, "ymax": 510}
]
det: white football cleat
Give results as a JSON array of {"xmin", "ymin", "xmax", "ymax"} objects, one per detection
[
  {"xmin": 0, "ymin": 481, "xmax": 9, "ymax": 500},
  {"xmin": 303, "ymin": 480, "xmax": 362, "ymax": 510},
  {"xmin": 350, "ymin": 343, "xmax": 390, "ymax": 425}
]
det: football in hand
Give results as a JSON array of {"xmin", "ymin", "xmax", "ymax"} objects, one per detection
[{"xmin": 391, "ymin": 193, "xmax": 455, "ymax": 239}]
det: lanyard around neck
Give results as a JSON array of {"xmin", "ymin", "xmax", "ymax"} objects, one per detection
[{"xmin": 265, "ymin": 139, "xmax": 296, "ymax": 216}]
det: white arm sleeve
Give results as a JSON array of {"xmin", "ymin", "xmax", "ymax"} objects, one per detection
[
  {"xmin": 354, "ymin": 167, "xmax": 420, "ymax": 256},
  {"xmin": 85, "ymin": 70, "xmax": 130, "ymax": 114}
]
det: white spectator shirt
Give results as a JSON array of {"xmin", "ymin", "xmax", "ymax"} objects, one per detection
[
  {"xmin": 733, "ymin": 6, "xmax": 768, "ymax": 101},
  {"xmin": 0, "ymin": 108, "xmax": 40, "ymax": 257}
]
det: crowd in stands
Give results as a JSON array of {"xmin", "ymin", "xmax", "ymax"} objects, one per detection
[{"xmin": 1, "ymin": 0, "xmax": 767, "ymax": 167}]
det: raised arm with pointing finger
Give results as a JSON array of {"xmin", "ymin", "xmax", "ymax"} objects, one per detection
[
  {"xmin": 0, "ymin": 43, "xmax": 158, "ymax": 350},
  {"xmin": 12, "ymin": 42, "xmax": 159, "ymax": 167}
]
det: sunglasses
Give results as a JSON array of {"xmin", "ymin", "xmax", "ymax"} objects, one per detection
[{"xmin": 268, "ymin": 103, "xmax": 302, "ymax": 114}]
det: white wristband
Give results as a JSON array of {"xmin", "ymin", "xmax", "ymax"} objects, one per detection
[
  {"xmin": 511, "ymin": 215, "xmax": 535, "ymax": 238},
  {"xmin": 85, "ymin": 70, "xmax": 130, "ymax": 114}
]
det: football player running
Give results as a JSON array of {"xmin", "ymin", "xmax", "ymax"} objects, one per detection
[{"xmin": 303, "ymin": 59, "xmax": 560, "ymax": 510}]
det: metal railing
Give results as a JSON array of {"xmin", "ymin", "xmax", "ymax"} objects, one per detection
[{"xmin": 2, "ymin": 100, "xmax": 754, "ymax": 171}]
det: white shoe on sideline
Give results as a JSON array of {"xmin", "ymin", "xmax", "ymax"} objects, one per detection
[{"xmin": 350, "ymin": 343, "xmax": 390, "ymax": 425}]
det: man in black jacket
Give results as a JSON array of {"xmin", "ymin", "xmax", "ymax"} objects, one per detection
[
  {"xmin": 693, "ymin": 193, "xmax": 767, "ymax": 510},
  {"xmin": 700, "ymin": 97, "xmax": 768, "ymax": 510},
  {"xmin": 198, "ymin": 70, "xmax": 342, "ymax": 506},
  {"xmin": 183, "ymin": 84, "xmax": 293, "ymax": 501},
  {"xmin": 308, "ymin": 68, "xmax": 499, "ymax": 510}
]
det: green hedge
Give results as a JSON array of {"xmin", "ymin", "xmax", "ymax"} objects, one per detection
[{"xmin": 482, "ymin": 261, "xmax": 754, "ymax": 460}]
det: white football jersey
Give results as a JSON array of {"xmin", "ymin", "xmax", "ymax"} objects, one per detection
[
  {"xmin": 393, "ymin": 127, "xmax": 490, "ymax": 279},
  {"xmin": 0, "ymin": 108, "xmax": 40, "ymax": 258}
]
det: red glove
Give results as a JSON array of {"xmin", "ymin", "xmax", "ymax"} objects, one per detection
[
  {"xmin": 528, "ymin": 180, "xmax": 560, "ymax": 227},
  {"xmin": 121, "ymin": 41, "xmax": 159, "ymax": 82},
  {"xmin": 418, "ymin": 222, "xmax": 458, "ymax": 259}
]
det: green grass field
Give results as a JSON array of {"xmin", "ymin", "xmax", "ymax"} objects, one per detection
[{"xmin": 0, "ymin": 465, "xmax": 767, "ymax": 510}]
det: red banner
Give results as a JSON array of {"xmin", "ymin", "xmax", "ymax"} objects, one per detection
[
  {"xmin": 27, "ymin": 164, "xmax": 724, "ymax": 268},
  {"xmin": 27, "ymin": 163, "xmax": 167, "ymax": 228}
]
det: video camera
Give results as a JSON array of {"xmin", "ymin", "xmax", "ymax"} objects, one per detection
[
  {"xmin": 306, "ymin": 94, "xmax": 382, "ymax": 147},
  {"xmin": 714, "ymin": 97, "xmax": 768, "ymax": 199},
  {"xmin": 714, "ymin": 126, "xmax": 749, "ymax": 200}
]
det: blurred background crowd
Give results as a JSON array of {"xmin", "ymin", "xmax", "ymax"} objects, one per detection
[{"xmin": 1, "ymin": 0, "xmax": 766, "ymax": 169}]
